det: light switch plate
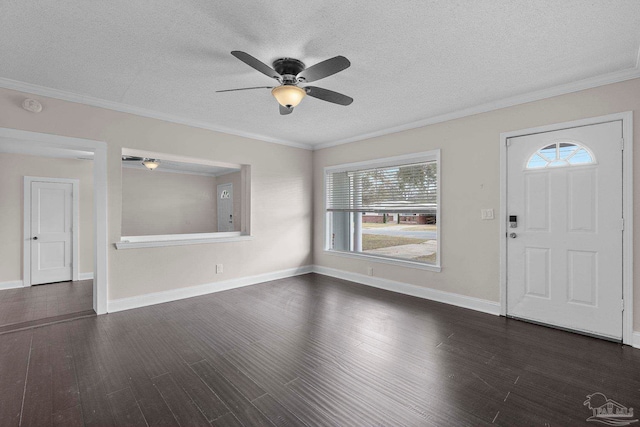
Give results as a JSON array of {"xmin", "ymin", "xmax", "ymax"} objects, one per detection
[{"xmin": 481, "ymin": 209, "xmax": 495, "ymax": 220}]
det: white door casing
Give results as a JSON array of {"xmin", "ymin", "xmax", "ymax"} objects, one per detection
[
  {"xmin": 217, "ymin": 183, "xmax": 233, "ymax": 232},
  {"xmin": 4, "ymin": 128, "xmax": 107, "ymax": 314},
  {"xmin": 25, "ymin": 178, "xmax": 79, "ymax": 285},
  {"xmin": 506, "ymin": 121, "xmax": 623, "ymax": 340}
]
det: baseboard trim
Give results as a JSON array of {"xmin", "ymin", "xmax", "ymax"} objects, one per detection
[
  {"xmin": 313, "ymin": 265, "xmax": 501, "ymax": 316},
  {"xmin": 78, "ymin": 272, "xmax": 94, "ymax": 281},
  {"xmin": 107, "ymin": 265, "xmax": 313, "ymax": 313},
  {"xmin": 632, "ymin": 332, "xmax": 640, "ymax": 349},
  {"xmin": 0, "ymin": 280, "xmax": 24, "ymax": 290}
]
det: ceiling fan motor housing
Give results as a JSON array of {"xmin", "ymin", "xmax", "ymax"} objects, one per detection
[{"xmin": 273, "ymin": 58, "xmax": 306, "ymax": 83}]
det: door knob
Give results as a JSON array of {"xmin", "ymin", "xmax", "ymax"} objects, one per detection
[
  {"xmin": 509, "ymin": 233, "xmax": 517, "ymax": 238},
  {"xmin": 33, "ymin": 236, "xmax": 38, "ymax": 240}
]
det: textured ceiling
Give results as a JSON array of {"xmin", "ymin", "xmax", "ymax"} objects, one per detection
[{"xmin": 1, "ymin": 1, "xmax": 639, "ymax": 148}]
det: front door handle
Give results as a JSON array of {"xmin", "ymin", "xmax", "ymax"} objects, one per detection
[
  {"xmin": 33, "ymin": 236, "xmax": 38, "ymax": 240},
  {"xmin": 509, "ymin": 233, "xmax": 517, "ymax": 239}
]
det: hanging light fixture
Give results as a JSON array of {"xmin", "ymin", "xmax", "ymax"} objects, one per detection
[
  {"xmin": 271, "ymin": 85, "xmax": 306, "ymax": 108},
  {"xmin": 142, "ymin": 159, "xmax": 160, "ymax": 170}
]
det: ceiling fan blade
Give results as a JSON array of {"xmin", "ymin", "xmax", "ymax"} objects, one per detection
[
  {"xmin": 297, "ymin": 56, "xmax": 350, "ymax": 83},
  {"xmin": 231, "ymin": 51, "xmax": 281, "ymax": 80},
  {"xmin": 279, "ymin": 105, "xmax": 293, "ymax": 115},
  {"xmin": 216, "ymin": 86, "xmax": 274, "ymax": 93},
  {"xmin": 305, "ymin": 86, "xmax": 353, "ymax": 106}
]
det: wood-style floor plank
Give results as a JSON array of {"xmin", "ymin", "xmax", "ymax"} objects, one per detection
[
  {"xmin": 257, "ymin": 385, "xmax": 342, "ymax": 427},
  {"xmin": 124, "ymin": 312, "xmax": 232, "ymax": 423},
  {"xmin": 51, "ymin": 405, "xmax": 84, "ymax": 427},
  {"xmin": 110, "ymin": 330, "xmax": 178, "ymax": 427},
  {"xmin": 201, "ymin": 351, "xmax": 266, "ymax": 402},
  {"xmin": 50, "ymin": 346, "xmax": 80, "ymax": 413},
  {"xmin": 190, "ymin": 360, "xmax": 274, "ymax": 427},
  {"xmin": 167, "ymin": 362, "xmax": 231, "ymax": 422},
  {"xmin": 0, "ymin": 329, "xmax": 32, "ymax": 427},
  {"xmin": 20, "ymin": 328, "xmax": 53, "ymax": 427},
  {"xmin": 251, "ymin": 393, "xmax": 309, "ymax": 427},
  {"xmin": 211, "ymin": 412, "xmax": 245, "ymax": 427},
  {"xmin": 1, "ymin": 273, "xmax": 639, "ymax": 426},
  {"xmin": 107, "ymin": 387, "xmax": 148, "ymax": 427},
  {"xmin": 153, "ymin": 373, "xmax": 211, "ymax": 426},
  {"xmin": 68, "ymin": 319, "xmax": 117, "ymax": 427}
]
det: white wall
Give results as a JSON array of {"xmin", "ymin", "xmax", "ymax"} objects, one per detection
[
  {"xmin": 0, "ymin": 87, "xmax": 313, "ymax": 301},
  {"xmin": 314, "ymin": 77, "xmax": 640, "ymax": 330},
  {"xmin": 0, "ymin": 152, "xmax": 94, "ymax": 281}
]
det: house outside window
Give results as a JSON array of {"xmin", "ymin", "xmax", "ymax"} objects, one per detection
[{"xmin": 325, "ymin": 150, "xmax": 440, "ymax": 270}]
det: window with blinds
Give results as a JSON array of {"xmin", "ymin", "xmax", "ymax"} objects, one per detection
[
  {"xmin": 324, "ymin": 151, "xmax": 440, "ymax": 269},
  {"xmin": 326, "ymin": 162, "xmax": 437, "ymax": 214}
]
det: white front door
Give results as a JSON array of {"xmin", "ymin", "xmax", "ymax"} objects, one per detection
[
  {"xmin": 507, "ymin": 121, "xmax": 623, "ymax": 340},
  {"xmin": 217, "ymin": 183, "xmax": 234, "ymax": 232},
  {"xmin": 30, "ymin": 181, "xmax": 74, "ymax": 285}
]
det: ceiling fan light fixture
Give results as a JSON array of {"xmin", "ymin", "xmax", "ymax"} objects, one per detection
[
  {"xmin": 271, "ymin": 85, "xmax": 306, "ymax": 108},
  {"xmin": 142, "ymin": 159, "xmax": 160, "ymax": 170}
]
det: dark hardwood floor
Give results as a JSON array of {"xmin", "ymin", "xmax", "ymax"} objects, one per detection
[
  {"xmin": 1, "ymin": 273, "xmax": 638, "ymax": 426},
  {"xmin": 0, "ymin": 280, "xmax": 93, "ymax": 333}
]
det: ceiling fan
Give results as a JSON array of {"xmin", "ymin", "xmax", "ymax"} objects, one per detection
[
  {"xmin": 122, "ymin": 155, "xmax": 160, "ymax": 170},
  {"xmin": 217, "ymin": 51, "xmax": 353, "ymax": 115}
]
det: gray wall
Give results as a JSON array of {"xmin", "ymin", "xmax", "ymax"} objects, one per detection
[
  {"xmin": 0, "ymin": 87, "xmax": 313, "ymax": 300},
  {"xmin": 313, "ymin": 77, "xmax": 640, "ymax": 330},
  {"xmin": 121, "ymin": 167, "xmax": 217, "ymax": 235}
]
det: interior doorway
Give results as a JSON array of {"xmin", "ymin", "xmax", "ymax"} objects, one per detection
[
  {"xmin": 0, "ymin": 127, "xmax": 108, "ymax": 315},
  {"xmin": 217, "ymin": 183, "xmax": 234, "ymax": 232},
  {"xmin": 0, "ymin": 153, "xmax": 95, "ymax": 332}
]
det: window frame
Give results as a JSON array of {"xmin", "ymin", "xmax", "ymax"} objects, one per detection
[{"xmin": 323, "ymin": 150, "xmax": 441, "ymax": 272}]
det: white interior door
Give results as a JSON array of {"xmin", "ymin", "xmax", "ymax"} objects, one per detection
[
  {"xmin": 30, "ymin": 181, "xmax": 73, "ymax": 285},
  {"xmin": 217, "ymin": 183, "xmax": 233, "ymax": 232},
  {"xmin": 506, "ymin": 121, "xmax": 623, "ymax": 340}
]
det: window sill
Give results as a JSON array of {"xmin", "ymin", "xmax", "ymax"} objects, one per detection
[
  {"xmin": 115, "ymin": 233, "xmax": 253, "ymax": 249},
  {"xmin": 324, "ymin": 249, "xmax": 441, "ymax": 272}
]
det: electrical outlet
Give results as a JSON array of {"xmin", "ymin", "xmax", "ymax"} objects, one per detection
[
  {"xmin": 216, "ymin": 264, "xmax": 223, "ymax": 274},
  {"xmin": 367, "ymin": 266, "xmax": 373, "ymax": 276}
]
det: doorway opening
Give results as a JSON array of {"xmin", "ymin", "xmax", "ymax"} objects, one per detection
[
  {"xmin": 0, "ymin": 128, "xmax": 108, "ymax": 329},
  {"xmin": 217, "ymin": 183, "xmax": 234, "ymax": 232}
]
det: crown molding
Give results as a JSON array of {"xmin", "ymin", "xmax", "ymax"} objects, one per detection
[
  {"xmin": 0, "ymin": 77, "xmax": 313, "ymax": 151},
  {"xmin": 313, "ymin": 65, "xmax": 640, "ymax": 150},
  {"xmin": 2, "ymin": 61, "xmax": 639, "ymax": 152}
]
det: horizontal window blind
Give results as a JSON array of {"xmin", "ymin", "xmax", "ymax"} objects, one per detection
[{"xmin": 326, "ymin": 161, "xmax": 437, "ymax": 213}]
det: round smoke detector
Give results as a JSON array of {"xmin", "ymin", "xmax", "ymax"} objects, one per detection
[{"xmin": 22, "ymin": 98, "xmax": 43, "ymax": 113}]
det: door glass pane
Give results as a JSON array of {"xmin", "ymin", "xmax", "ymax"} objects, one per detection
[{"xmin": 526, "ymin": 142, "xmax": 595, "ymax": 169}]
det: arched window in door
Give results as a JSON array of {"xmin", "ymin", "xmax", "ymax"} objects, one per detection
[{"xmin": 526, "ymin": 142, "xmax": 595, "ymax": 169}]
